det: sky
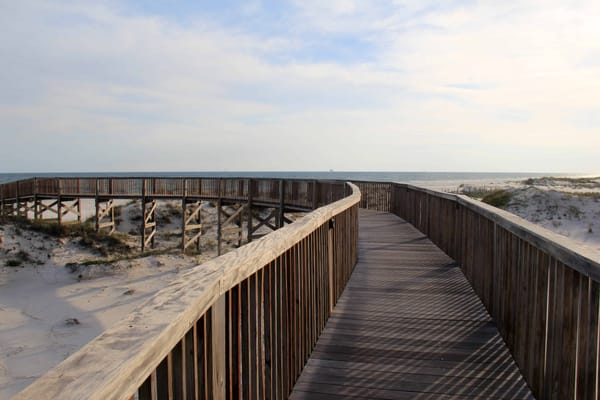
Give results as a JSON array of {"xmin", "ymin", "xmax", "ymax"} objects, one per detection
[{"xmin": 1, "ymin": 0, "xmax": 599, "ymax": 173}]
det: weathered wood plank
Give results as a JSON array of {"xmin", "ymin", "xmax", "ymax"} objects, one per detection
[{"xmin": 291, "ymin": 210, "xmax": 533, "ymax": 400}]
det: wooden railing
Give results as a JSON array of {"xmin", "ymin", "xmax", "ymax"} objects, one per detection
[
  {"xmin": 12, "ymin": 182, "xmax": 360, "ymax": 400},
  {"xmin": 7, "ymin": 176, "xmax": 598, "ymax": 399},
  {"xmin": 351, "ymin": 180, "xmax": 392, "ymax": 211},
  {"xmin": 389, "ymin": 183, "xmax": 599, "ymax": 400},
  {"xmin": 0, "ymin": 177, "xmax": 348, "ymax": 212}
]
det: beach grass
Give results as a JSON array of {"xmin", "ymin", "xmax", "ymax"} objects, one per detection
[
  {"xmin": 4, "ymin": 216, "xmax": 131, "ymax": 255},
  {"xmin": 524, "ymin": 176, "xmax": 600, "ymax": 186},
  {"xmin": 481, "ymin": 190, "xmax": 512, "ymax": 208}
]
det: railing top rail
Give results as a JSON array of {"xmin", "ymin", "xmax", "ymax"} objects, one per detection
[
  {"xmin": 393, "ymin": 182, "xmax": 600, "ymax": 281},
  {"xmin": 0, "ymin": 177, "xmax": 344, "ymax": 199},
  {"xmin": 345, "ymin": 179, "xmax": 393, "ymax": 184},
  {"xmin": 393, "ymin": 182, "xmax": 458, "ymax": 201},
  {"xmin": 12, "ymin": 183, "xmax": 360, "ymax": 400},
  {"xmin": 0, "ymin": 176, "xmax": 343, "ymax": 185}
]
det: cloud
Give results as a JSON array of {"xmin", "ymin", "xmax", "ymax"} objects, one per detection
[{"xmin": 0, "ymin": 0, "xmax": 599, "ymax": 172}]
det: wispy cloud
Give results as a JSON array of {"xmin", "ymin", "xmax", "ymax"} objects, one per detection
[{"xmin": 1, "ymin": 0, "xmax": 599, "ymax": 172}]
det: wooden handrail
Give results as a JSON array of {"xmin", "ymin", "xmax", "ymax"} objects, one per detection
[
  {"xmin": 12, "ymin": 182, "xmax": 360, "ymax": 400},
  {"xmin": 0, "ymin": 177, "xmax": 346, "ymax": 210},
  {"xmin": 391, "ymin": 182, "xmax": 600, "ymax": 280},
  {"xmin": 390, "ymin": 182, "xmax": 599, "ymax": 400}
]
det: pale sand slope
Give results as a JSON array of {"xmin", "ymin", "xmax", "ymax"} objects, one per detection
[
  {"xmin": 0, "ymin": 254, "xmax": 200, "ymax": 398},
  {"xmin": 457, "ymin": 177, "xmax": 600, "ymax": 252},
  {"xmin": 0, "ymin": 200, "xmax": 289, "ymax": 398}
]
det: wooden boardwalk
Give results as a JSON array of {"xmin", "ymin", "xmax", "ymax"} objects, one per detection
[{"xmin": 290, "ymin": 210, "xmax": 534, "ymax": 399}]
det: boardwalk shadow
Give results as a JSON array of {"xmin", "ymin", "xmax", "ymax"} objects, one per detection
[{"xmin": 291, "ymin": 211, "xmax": 533, "ymax": 399}]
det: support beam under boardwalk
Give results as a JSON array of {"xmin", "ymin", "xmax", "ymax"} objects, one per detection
[
  {"xmin": 290, "ymin": 210, "xmax": 534, "ymax": 400},
  {"xmin": 182, "ymin": 200, "xmax": 202, "ymax": 252},
  {"xmin": 217, "ymin": 202, "xmax": 245, "ymax": 256},
  {"xmin": 96, "ymin": 198, "xmax": 115, "ymax": 234},
  {"xmin": 141, "ymin": 199, "xmax": 157, "ymax": 251}
]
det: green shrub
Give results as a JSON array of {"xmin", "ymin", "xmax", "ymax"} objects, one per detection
[
  {"xmin": 4, "ymin": 249, "xmax": 32, "ymax": 267},
  {"xmin": 482, "ymin": 190, "xmax": 512, "ymax": 208},
  {"xmin": 5, "ymin": 259, "xmax": 23, "ymax": 267},
  {"xmin": 16, "ymin": 250, "xmax": 32, "ymax": 262},
  {"xmin": 30, "ymin": 220, "xmax": 67, "ymax": 236},
  {"xmin": 461, "ymin": 187, "xmax": 498, "ymax": 199},
  {"xmin": 78, "ymin": 230, "xmax": 130, "ymax": 255}
]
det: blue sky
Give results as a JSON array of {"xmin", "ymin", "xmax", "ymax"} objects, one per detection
[{"xmin": 1, "ymin": 0, "xmax": 599, "ymax": 173}]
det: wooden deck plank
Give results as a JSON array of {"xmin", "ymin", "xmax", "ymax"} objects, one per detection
[{"xmin": 290, "ymin": 210, "xmax": 534, "ymax": 399}]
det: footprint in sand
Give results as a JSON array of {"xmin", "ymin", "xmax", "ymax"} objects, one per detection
[
  {"xmin": 49, "ymin": 318, "xmax": 82, "ymax": 339},
  {"xmin": 3, "ymin": 346, "xmax": 25, "ymax": 357}
]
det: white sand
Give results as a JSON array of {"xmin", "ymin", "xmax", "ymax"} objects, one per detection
[
  {"xmin": 1, "ymin": 178, "xmax": 598, "ymax": 397},
  {"xmin": 456, "ymin": 177, "xmax": 600, "ymax": 252},
  {"xmin": 0, "ymin": 200, "xmax": 294, "ymax": 398},
  {"xmin": 505, "ymin": 188, "xmax": 599, "ymax": 245},
  {"xmin": 0, "ymin": 254, "xmax": 199, "ymax": 397}
]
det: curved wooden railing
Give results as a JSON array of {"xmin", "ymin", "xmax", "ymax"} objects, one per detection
[
  {"xmin": 387, "ymin": 183, "xmax": 599, "ymax": 400},
  {"xmin": 348, "ymin": 180, "xmax": 599, "ymax": 399},
  {"xmin": 8, "ymin": 177, "xmax": 599, "ymax": 399},
  {"xmin": 0, "ymin": 177, "xmax": 347, "ymax": 211},
  {"xmin": 12, "ymin": 182, "xmax": 360, "ymax": 400}
]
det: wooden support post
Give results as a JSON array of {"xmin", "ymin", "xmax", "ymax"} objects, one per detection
[
  {"xmin": 95, "ymin": 179, "xmax": 100, "ymax": 231},
  {"xmin": 33, "ymin": 178, "xmax": 39, "ymax": 220},
  {"xmin": 15, "ymin": 181, "xmax": 21, "ymax": 217},
  {"xmin": 141, "ymin": 179, "xmax": 146, "ymax": 251},
  {"xmin": 0, "ymin": 185, "xmax": 4, "ymax": 218},
  {"xmin": 217, "ymin": 198, "xmax": 222, "ymax": 256},
  {"xmin": 76, "ymin": 198, "xmax": 81, "ymax": 223},
  {"xmin": 17, "ymin": 200, "xmax": 23, "ymax": 218},
  {"xmin": 24, "ymin": 200, "xmax": 35, "ymax": 219},
  {"xmin": 312, "ymin": 180, "xmax": 318, "ymax": 210},
  {"xmin": 278, "ymin": 180, "xmax": 285, "ymax": 229},
  {"xmin": 142, "ymin": 197, "xmax": 157, "ymax": 252},
  {"xmin": 57, "ymin": 198, "xmax": 62, "ymax": 224},
  {"xmin": 328, "ymin": 217, "xmax": 335, "ymax": 312},
  {"xmin": 247, "ymin": 179, "xmax": 254, "ymax": 243},
  {"xmin": 390, "ymin": 183, "xmax": 396, "ymax": 214},
  {"xmin": 96, "ymin": 199, "xmax": 115, "ymax": 234},
  {"xmin": 182, "ymin": 200, "xmax": 203, "ymax": 253},
  {"xmin": 237, "ymin": 205, "xmax": 243, "ymax": 248},
  {"xmin": 211, "ymin": 295, "xmax": 226, "ymax": 399},
  {"xmin": 57, "ymin": 179, "xmax": 62, "ymax": 225},
  {"xmin": 218, "ymin": 203, "xmax": 245, "ymax": 255},
  {"xmin": 180, "ymin": 180, "xmax": 188, "ymax": 253},
  {"xmin": 181, "ymin": 196, "xmax": 186, "ymax": 252},
  {"xmin": 94, "ymin": 200, "xmax": 99, "ymax": 231},
  {"xmin": 33, "ymin": 195, "xmax": 39, "ymax": 220},
  {"xmin": 95, "ymin": 179, "xmax": 114, "ymax": 234}
]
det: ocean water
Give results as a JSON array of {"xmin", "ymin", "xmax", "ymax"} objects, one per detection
[{"xmin": 0, "ymin": 171, "xmax": 575, "ymax": 188}]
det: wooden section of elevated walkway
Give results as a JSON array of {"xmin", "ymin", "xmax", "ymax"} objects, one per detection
[{"xmin": 290, "ymin": 210, "xmax": 534, "ymax": 399}]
